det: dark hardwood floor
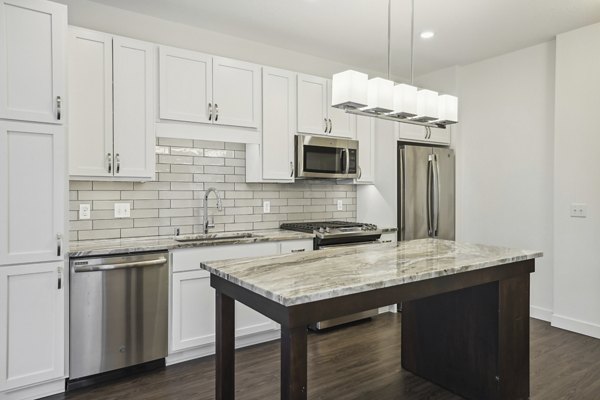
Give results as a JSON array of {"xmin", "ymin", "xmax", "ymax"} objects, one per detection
[{"xmin": 48, "ymin": 313, "xmax": 600, "ymax": 400}]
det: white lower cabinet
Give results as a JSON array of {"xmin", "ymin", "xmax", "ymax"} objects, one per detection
[
  {"xmin": 168, "ymin": 240, "xmax": 313, "ymax": 364},
  {"xmin": 0, "ymin": 263, "xmax": 65, "ymax": 395}
]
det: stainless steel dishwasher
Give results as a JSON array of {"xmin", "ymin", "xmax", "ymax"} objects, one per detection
[{"xmin": 69, "ymin": 252, "xmax": 169, "ymax": 380}]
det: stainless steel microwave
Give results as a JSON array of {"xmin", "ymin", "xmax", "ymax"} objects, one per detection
[{"xmin": 295, "ymin": 134, "xmax": 359, "ymax": 179}]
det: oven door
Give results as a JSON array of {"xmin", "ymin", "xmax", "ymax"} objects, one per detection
[{"xmin": 296, "ymin": 135, "xmax": 358, "ymax": 179}]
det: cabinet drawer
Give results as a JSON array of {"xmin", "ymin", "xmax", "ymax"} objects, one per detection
[
  {"xmin": 280, "ymin": 240, "xmax": 314, "ymax": 254},
  {"xmin": 171, "ymin": 242, "xmax": 280, "ymax": 273}
]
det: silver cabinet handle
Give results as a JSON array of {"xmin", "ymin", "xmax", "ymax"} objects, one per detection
[
  {"xmin": 358, "ymin": 166, "xmax": 362, "ymax": 180},
  {"xmin": 57, "ymin": 266, "xmax": 63, "ymax": 289},
  {"xmin": 73, "ymin": 257, "xmax": 167, "ymax": 273},
  {"xmin": 328, "ymin": 118, "xmax": 333, "ymax": 133},
  {"xmin": 56, "ymin": 233, "xmax": 62, "ymax": 257},
  {"xmin": 290, "ymin": 161, "xmax": 294, "ymax": 177},
  {"xmin": 107, "ymin": 153, "xmax": 112, "ymax": 174},
  {"xmin": 115, "ymin": 153, "xmax": 120, "ymax": 174},
  {"xmin": 208, "ymin": 102, "xmax": 213, "ymax": 121},
  {"xmin": 291, "ymin": 249, "xmax": 305, "ymax": 253},
  {"xmin": 215, "ymin": 103, "xmax": 219, "ymax": 121},
  {"xmin": 324, "ymin": 118, "xmax": 328, "ymax": 133},
  {"xmin": 56, "ymin": 96, "xmax": 62, "ymax": 120}
]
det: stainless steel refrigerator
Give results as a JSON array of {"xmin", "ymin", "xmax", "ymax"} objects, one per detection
[{"xmin": 397, "ymin": 143, "xmax": 455, "ymax": 241}]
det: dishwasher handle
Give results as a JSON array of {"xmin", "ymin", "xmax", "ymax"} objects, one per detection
[{"xmin": 73, "ymin": 257, "xmax": 167, "ymax": 273}]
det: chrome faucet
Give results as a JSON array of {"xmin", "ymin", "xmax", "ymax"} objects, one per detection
[{"xmin": 203, "ymin": 187, "xmax": 223, "ymax": 234}]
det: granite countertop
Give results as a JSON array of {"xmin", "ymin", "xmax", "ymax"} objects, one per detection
[
  {"xmin": 201, "ymin": 239, "xmax": 543, "ymax": 306},
  {"xmin": 69, "ymin": 229, "xmax": 315, "ymax": 257}
]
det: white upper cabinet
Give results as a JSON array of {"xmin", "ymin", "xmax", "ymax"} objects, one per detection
[
  {"xmin": 0, "ymin": 121, "xmax": 64, "ymax": 266},
  {"xmin": 297, "ymin": 74, "xmax": 328, "ymax": 135},
  {"xmin": 327, "ymin": 79, "xmax": 356, "ymax": 138},
  {"xmin": 68, "ymin": 28, "xmax": 113, "ymax": 177},
  {"xmin": 398, "ymin": 123, "xmax": 450, "ymax": 145},
  {"xmin": 355, "ymin": 116, "xmax": 375, "ymax": 184},
  {"xmin": 260, "ymin": 67, "xmax": 296, "ymax": 181},
  {"xmin": 0, "ymin": 0, "xmax": 66, "ymax": 124},
  {"xmin": 113, "ymin": 36, "xmax": 155, "ymax": 179},
  {"xmin": 0, "ymin": 262, "xmax": 65, "ymax": 391},
  {"xmin": 213, "ymin": 57, "xmax": 261, "ymax": 128},
  {"xmin": 68, "ymin": 28, "xmax": 155, "ymax": 181},
  {"xmin": 158, "ymin": 46, "xmax": 213, "ymax": 124}
]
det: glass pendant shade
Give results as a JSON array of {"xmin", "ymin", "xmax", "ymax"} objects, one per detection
[
  {"xmin": 413, "ymin": 89, "xmax": 439, "ymax": 122},
  {"xmin": 331, "ymin": 70, "xmax": 368, "ymax": 109},
  {"xmin": 363, "ymin": 78, "xmax": 394, "ymax": 113},
  {"xmin": 391, "ymin": 83, "xmax": 418, "ymax": 118},
  {"xmin": 437, "ymin": 94, "xmax": 458, "ymax": 124}
]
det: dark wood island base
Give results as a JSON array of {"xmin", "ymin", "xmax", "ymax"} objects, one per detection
[{"xmin": 212, "ymin": 259, "xmax": 534, "ymax": 400}]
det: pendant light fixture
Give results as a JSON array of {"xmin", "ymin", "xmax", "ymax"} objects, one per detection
[{"xmin": 331, "ymin": 0, "xmax": 458, "ymax": 129}]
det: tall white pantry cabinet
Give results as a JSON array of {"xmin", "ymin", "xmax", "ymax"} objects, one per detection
[{"xmin": 0, "ymin": 0, "xmax": 67, "ymax": 399}]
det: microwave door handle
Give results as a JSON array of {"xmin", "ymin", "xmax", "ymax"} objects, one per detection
[{"xmin": 344, "ymin": 148, "xmax": 350, "ymax": 174}]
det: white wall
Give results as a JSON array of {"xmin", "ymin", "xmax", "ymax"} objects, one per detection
[
  {"xmin": 56, "ymin": 0, "xmax": 394, "ymax": 80},
  {"xmin": 552, "ymin": 22, "xmax": 600, "ymax": 338},
  {"xmin": 455, "ymin": 42, "xmax": 555, "ymax": 320}
]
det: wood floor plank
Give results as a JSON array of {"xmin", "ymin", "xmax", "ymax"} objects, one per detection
[{"xmin": 47, "ymin": 313, "xmax": 600, "ymax": 400}]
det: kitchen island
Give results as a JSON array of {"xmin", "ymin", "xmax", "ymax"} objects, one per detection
[{"xmin": 201, "ymin": 239, "xmax": 542, "ymax": 400}]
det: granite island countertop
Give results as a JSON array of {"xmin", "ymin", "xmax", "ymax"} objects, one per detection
[
  {"xmin": 201, "ymin": 239, "xmax": 543, "ymax": 306},
  {"xmin": 69, "ymin": 229, "xmax": 315, "ymax": 257}
]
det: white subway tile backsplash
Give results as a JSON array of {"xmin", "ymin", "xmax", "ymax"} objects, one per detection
[{"xmin": 69, "ymin": 139, "xmax": 356, "ymax": 240}]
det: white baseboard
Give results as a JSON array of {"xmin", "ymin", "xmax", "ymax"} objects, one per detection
[
  {"xmin": 1, "ymin": 378, "xmax": 65, "ymax": 400},
  {"xmin": 166, "ymin": 328, "xmax": 280, "ymax": 366},
  {"xmin": 530, "ymin": 305, "xmax": 553, "ymax": 322},
  {"xmin": 551, "ymin": 314, "xmax": 600, "ymax": 339}
]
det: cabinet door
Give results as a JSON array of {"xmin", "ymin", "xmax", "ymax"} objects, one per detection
[
  {"xmin": 0, "ymin": 121, "xmax": 64, "ymax": 266},
  {"xmin": 171, "ymin": 270, "xmax": 215, "ymax": 352},
  {"xmin": 327, "ymin": 80, "xmax": 356, "ymax": 138},
  {"xmin": 297, "ymin": 74, "xmax": 328, "ymax": 135},
  {"xmin": 356, "ymin": 116, "xmax": 375, "ymax": 183},
  {"xmin": 398, "ymin": 123, "xmax": 450, "ymax": 145},
  {"xmin": 212, "ymin": 57, "xmax": 260, "ymax": 128},
  {"xmin": 0, "ymin": 262, "xmax": 65, "ymax": 391},
  {"xmin": 113, "ymin": 36, "xmax": 155, "ymax": 179},
  {"xmin": 158, "ymin": 46, "xmax": 213, "ymax": 124},
  {"xmin": 262, "ymin": 67, "xmax": 296, "ymax": 181},
  {"xmin": 0, "ymin": 0, "xmax": 66, "ymax": 124},
  {"xmin": 68, "ymin": 28, "xmax": 113, "ymax": 177}
]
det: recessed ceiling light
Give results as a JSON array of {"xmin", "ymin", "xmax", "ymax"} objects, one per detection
[{"xmin": 420, "ymin": 31, "xmax": 435, "ymax": 39}]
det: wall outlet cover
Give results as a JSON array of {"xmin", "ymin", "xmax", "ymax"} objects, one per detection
[
  {"xmin": 114, "ymin": 203, "xmax": 131, "ymax": 218},
  {"xmin": 79, "ymin": 204, "xmax": 91, "ymax": 220},
  {"xmin": 570, "ymin": 203, "xmax": 587, "ymax": 218},
  {"xmin": 263, "ymin": 201, "xmax": 271, "ymax": 213},
  {"xmin": 337, "ymin": 200, "xmax": 344, "ymax": 211}
]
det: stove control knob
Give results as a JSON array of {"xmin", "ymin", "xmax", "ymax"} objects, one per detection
[
  {"xmin": 326, "ymin": 227, "xmax": 331, "ymax": 233},
  {"xmin": 319, "ymin": 227, "xmax": 325, "ymax": 233}
]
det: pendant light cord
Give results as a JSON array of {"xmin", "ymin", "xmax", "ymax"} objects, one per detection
[
  {"xmin": 387, "ymin": 0, "xmax": 391, "ymax": 80},
  {"xmin": 410, "ymin": 0, "xmax": 415, "ymax": 84}
]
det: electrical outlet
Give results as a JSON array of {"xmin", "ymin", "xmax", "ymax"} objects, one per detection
[
  {"xmin": 570, "ymin": 203, "xmax": 587, "ymax": 218},
  {"xmin": 114, "ymin": 203, "xmax": 131, "ymax": 218},
  {"xmin": 263, "ymin": 201, "xmax": 271, "ymax": 213},
  {"xmin": 79, "ymin": 204, "xmax": 91, "ymax": 220},
  {"xmin": 337, "ymin": 200, "xmax": 344, "ymax": 211}
]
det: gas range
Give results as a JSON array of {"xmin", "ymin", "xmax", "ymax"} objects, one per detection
[{"xmin": 280, "ymin": 221, "xmax": 382, "ymax": 248}]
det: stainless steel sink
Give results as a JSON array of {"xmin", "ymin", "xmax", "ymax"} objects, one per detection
[{"xmin": 173, "ymin": 232, "xmax": 257, "ymax": 242}]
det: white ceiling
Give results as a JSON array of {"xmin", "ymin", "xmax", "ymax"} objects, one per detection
[{"xmin": 90, "ymin": 0, "xmax": 600, "ymax": 77}]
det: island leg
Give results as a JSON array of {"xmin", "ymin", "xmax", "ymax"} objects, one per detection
[
  {"xmin": 216, "ymin": 290, "xmax": 235, "ymax": 400},
  {"xmin": 281, "ymin": 325, "xmax": 308, "ymax": 400}
]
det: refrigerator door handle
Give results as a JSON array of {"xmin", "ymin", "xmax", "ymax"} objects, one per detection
[
  {"xmin": 433, "ymin": 154, "xmax": 441, "ymax": 237},
  {"xmin": 399, "ymin": 148, "xmax": 405, "ymax": 241},
  {"xmin": 427, "ymin": 155, "xmax": 434, "ymax": 237}
]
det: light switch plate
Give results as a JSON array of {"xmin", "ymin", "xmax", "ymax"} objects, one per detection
[
  {"xmin": 263, "ymin": 201, "xmax": 271, "ymax": 213},
  {"xmin": 570, "ymin": 203, "xmax": 587, "ymax": 218},
  {"xmin": 337, "ymin": 200, "xmax": 344, "ymax": 211},
  {"xmin": 114, "ymin": 203, "xmax": 131, "ymax": 218},
  {"xmin": 79, "ymin": 204, "xmax": 91, "ymax": 220}
]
